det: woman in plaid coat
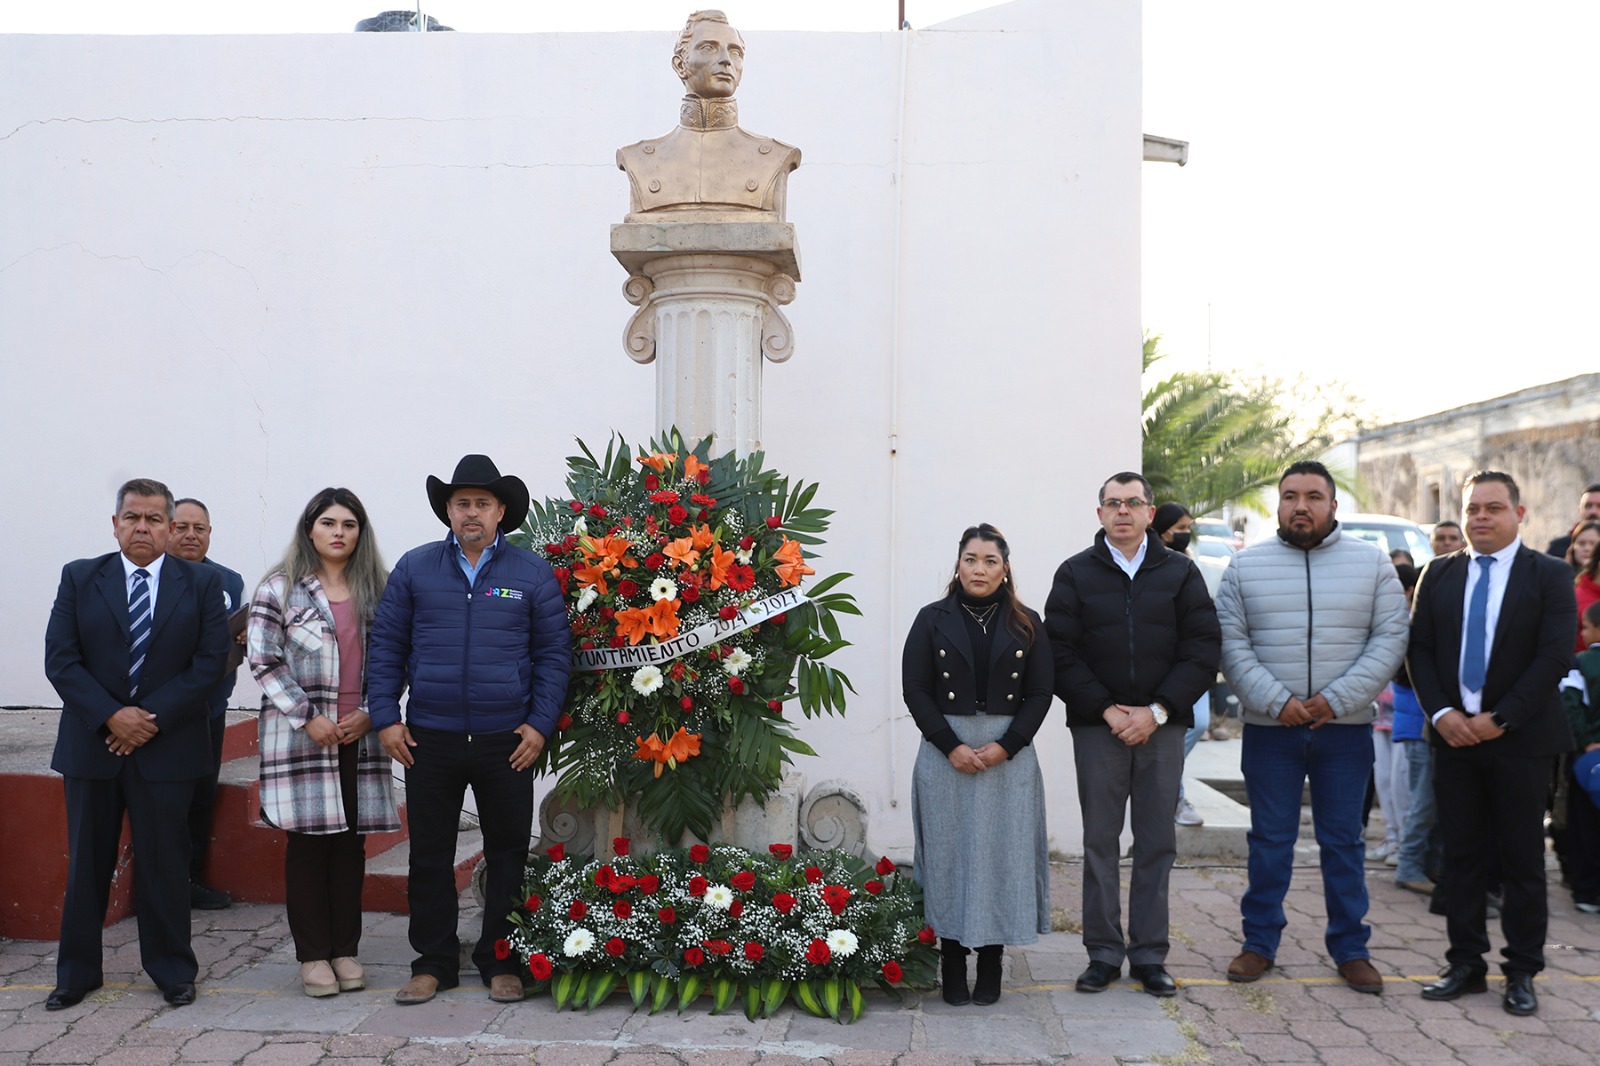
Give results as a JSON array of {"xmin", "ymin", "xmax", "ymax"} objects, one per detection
[{"xmin": 249, "ymin": 488, "xmax": 399, "ymax": 998}]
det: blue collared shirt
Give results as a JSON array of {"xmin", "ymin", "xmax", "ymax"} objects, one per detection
[{"xmin": 453, "ymin": 532, "xmax": 499, "ymax": 588}]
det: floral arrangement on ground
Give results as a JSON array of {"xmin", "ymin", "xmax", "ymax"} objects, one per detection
[
  {"xmin": 503, "ymin": 840, "xmax": 938, "ymax": 1022},
  {"xmin": 510, "ymin": 431, "xmax": 858, "ymax": 843}
]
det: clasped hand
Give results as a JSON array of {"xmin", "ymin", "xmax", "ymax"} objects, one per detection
[
  {"xmin": 1433, "ymin": 709, "xmax": 1504, "ymax": 747},
  {"xmin": 947, "ymin": 742, "xmax": 1006, "ymax": 774},
  {"xmin": 1102, "ymin": 704, "xmax": 1158, "ymax": 746},
  {"xmin": 105, "ymin": 705, "xmax": 158, "ymax": 756},
  {"xmin": 1279, "ymin": 694, "xmax": 1335, "ymax": 729}
]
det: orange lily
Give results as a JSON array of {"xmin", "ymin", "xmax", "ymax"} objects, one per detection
[
  {"xmin": 644, "ymin": 597, "xmax": 682, "ymax": 639},
  {"xmin": 580, "ymin": 535, "xmax": 638, "ymax": 572},
  {"xmin": 706, "ymin": 544, "xmax": 735, "ymax": 590},
  {"xmin": 689, "ymin": 524, "xmax": 715, "ymax": 551},
  {"xmin": 633, "ymin": 733, "xmax": 668, "ymax": 776},
  {"xmin": 573, "ymin": 562, "xmax": 610, "ymax": 594},
  {"xmin": 613, "ymin": 606, "xmax": 653, "ymax": 645},
  {"xmin": 637, "ymin": 452, "xmax": 678, "ymax": 474},
  {"xmin": 773, "ymin": 536, "xmax": 815, "ymax": 588},
  {"xmin": 683, "ymin": 454, "xmax": 708, "ymax": 480},
  {"xmin": 663, "ymin": 536, "xmax": 701, "ymax": 569},
  {"xmin": 662, "ymin": 727, "xmax": 702, "ymax": 768}
]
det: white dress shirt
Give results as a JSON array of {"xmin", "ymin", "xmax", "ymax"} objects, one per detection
[
  {"xmin": 1106, "ymin": 535, "xmax": 1148, "ymax": 580},
  {"xmin": 1430, "ymin": 536, "xmax": 1520, "ymax": 723},
  {"xmin": 121, "ymin": 551, "xmax": 166, "ymax": 616}
]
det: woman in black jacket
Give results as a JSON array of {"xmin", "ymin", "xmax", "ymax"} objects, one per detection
[{"xmin": 904, "ymin": 524, "xmax": 1053, "ymax": 1006}]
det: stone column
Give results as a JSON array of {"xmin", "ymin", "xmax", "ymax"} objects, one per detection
[{"xmin": 611, "ymin": 221, "xmax": 799, "ymax": 458}]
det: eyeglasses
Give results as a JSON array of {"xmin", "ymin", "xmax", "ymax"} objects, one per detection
[{"xmin": 1101, "ymin": 498, "xmax": 1149, "ymax": 511}]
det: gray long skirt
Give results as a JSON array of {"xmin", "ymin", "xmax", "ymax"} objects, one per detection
[{"xmin": 911, "ymin": 714, "xmax": 1052, "ymax": 947}]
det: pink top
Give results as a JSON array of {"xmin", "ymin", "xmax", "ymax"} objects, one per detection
[{"xmin": 329, "ymin": 598, "xmax": 364, "ymax": 718}]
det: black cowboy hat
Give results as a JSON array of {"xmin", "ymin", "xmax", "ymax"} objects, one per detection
[{"xmin": 425, "ymin": 454, "xmax": 530, "ymax": 535}]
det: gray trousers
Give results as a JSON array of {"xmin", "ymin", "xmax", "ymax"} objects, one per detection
[{"xmin": 1072, "ymin": 723, "xmax": 1183, "ymax": 967}]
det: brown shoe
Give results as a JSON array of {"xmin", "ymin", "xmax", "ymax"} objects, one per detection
[
  {"xmin": 1227, "ymin": 951, "xmax": 1274, "ymax": 983},
  {"xmin": 395, "ymin": 974, "xmax": 439, "ymax": 1005},
  {"xmin": 488, "ymin": 974, "xmax": 525, "ymax": 1003},
  {"xmin": 1338, "ymin": 958, "xmax": 1383, "ymax": 995}
]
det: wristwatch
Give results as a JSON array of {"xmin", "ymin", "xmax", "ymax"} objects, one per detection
[
  {"xmin": 1488, "ymin": 710, "xmax": 1510, "ymax": 730},
  {"xmin": 1148, "ymin": 704, "xmax": 1169, "ymax": 726}
]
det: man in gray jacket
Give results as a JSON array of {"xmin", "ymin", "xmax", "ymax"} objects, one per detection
[{"xmin": 1215, "ymin": 461, "xmax": 1409, "ymax": 994}]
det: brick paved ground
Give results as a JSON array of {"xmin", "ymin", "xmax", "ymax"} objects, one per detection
[{"xmin": 4, "ymin": 848, "xmax": 1597, "ymax": 1065}]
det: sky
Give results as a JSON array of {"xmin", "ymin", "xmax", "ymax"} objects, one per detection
[{"xmin": 9, "ymin": 0, "xmax": 1598, "ymax": 425}]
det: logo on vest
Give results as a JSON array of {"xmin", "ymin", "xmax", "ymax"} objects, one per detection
[{"xmin": 485, "ymin": 588, "xmax": 524, "ymax": 600}]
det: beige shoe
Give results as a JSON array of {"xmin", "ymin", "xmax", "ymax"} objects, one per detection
[
  {"xmin": 395, "ymin": 973, "xmax": 440, "ymax": 1005},
  {"xmin": 488, "ymin": 973, "xmax": 525, "ymax": 1003},
  {"xmin": 330, "ymin": 956, "xmax": 365, "ymax": 992},
  {"xmin": 300, "ymin": 960, "xmax": 339, "ymax": 998}
]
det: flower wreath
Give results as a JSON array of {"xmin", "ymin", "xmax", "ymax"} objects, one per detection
[{"xmin": 511, "ymin": 430, "xmax": 857, "ymax": 843}]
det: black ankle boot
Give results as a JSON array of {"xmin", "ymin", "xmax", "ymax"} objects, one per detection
[
  {"xmin": 940, "ymin": 939, "xmax": 970, "ymax": 1005},
  {"xmin": 972, "ymin": 945, "xmax": 1003, "ymax": 1005}
]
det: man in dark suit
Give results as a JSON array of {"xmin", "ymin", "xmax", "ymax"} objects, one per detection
[
  {"xmin": 43, "ymin": 478, "xmax": 230, "ymax": 1010},
  {"xmin": 1545, "ymin": 482, "xmax": 1600, "ymax": 561},
  {"xmin": 1409, "ymin": 470, "xmax": 1577, "ymax": 1016}
]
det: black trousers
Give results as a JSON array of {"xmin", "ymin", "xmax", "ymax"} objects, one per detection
[
  {"xmin": 284, "ymin": 742, "xmax": 365, "ymax": 961},
  {"xmin": 58, "ymin": 760, "xmax": 198, "ymax": 993},
  {"xmin": 404, "ymin": 726, "xmax": 533, "ymax": 986},
  {"xmin": 1565, "ymin": 756, "xmax": 1600, "ymax": 905},
  {"xmin": 186, "ymin": 714, "xmax": 227, "ymax": 881},
  {"xmin": 1434, "ymin": 743, "xmax": 1551, "ymax": 975}
]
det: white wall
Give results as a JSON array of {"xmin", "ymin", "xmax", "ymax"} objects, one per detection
[{"xmin": 0, "ymin": 0, "xmax": 1140, "ymax": 855}]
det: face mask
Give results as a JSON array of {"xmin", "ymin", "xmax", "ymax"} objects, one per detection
[{"xmin": 1167, "ymin": 532, "xmax": 1192, "ymax": 552}]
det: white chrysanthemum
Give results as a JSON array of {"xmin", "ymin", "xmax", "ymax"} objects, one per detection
[
  {"xmin": 563, "ymin": 928, "xmax": 595, "ymax": 957},
  {"xmin": 575, "ymin": 586, "xmax": 599, "ymax": 612},
  {"xmin": 650, "ymin": 577, "xmax": 678, "ymax": 602},
  {"xmin": 826, "ymin": 929, "xmax": 859, "ymax": 958},
  {"xmin": 572, "ymin": 517, "xmax": 589, "ymax": 536},
  {"xmin": 632, "ymin": 665, "xmax": 664, "ymax": 696},
  {"xmin": 723, "ymin": 647, "xmax": 753, "ymax": 676},
  {"xmin": 735, "ymin": 548, "xmax": 752, "ymax": 565},
  {"xmin": 704, "ymin": 884, "xmax": 735, "ymax": 911}
]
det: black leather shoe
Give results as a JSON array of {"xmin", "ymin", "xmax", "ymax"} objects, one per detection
[
  {"xmin": 1074, "ymin": 960, "xmax": 1120, "ymax": 993},
  {"xmin": 163, "ymin": 983, "xmax": 197, "ymax": 1007},
  {"xmin": 45, "ymin": 983, "xmax": 100, "ymax": 1011},
  {"xmin": 1503, "ymin": 972, "xmax": 1537, "ymax": 1016},
  {"xmin": 1130, "ymin": 964, "xmax": 1178, "ymax": 997},
  {"xmin": 190, "ymin": 882, "xmax": 232, "ymax": 910},
  {"xmin": 939, "ymin": 939, "xmax": 970, "ymax": 1006},
  {"xmin": 1420, "ymin": 965, "xmax": 1488, "ymax": 1001}
]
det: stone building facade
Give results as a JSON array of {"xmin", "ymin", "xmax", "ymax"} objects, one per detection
[{"xmin": 1355, "ymin": 373, "xmax": 1600, "ymax": 550}]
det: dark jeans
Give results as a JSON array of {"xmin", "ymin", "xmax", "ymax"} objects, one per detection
[
  {"xmin": 187, "ymin": 714, "xmax": 227, "ymax": 881},
  {"xmin": 405, "ymin": 726, "xmax": 533, "ymax": 986},
  {"xmin": 1566, "ymin": 756, "xmax": 1600, "ymax": 905},
  {"xmin": 285, "ymin": 742, "xmax": 364, "ymax": 961}
]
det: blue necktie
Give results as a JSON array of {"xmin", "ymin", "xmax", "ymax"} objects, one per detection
[
  {"xmin": 128, "ymin": 568, "xmax": 152, "ymax": 696},
  {"xmin": 1461, "ymin": 555, "xmax": 1494, "ymax": 693}
]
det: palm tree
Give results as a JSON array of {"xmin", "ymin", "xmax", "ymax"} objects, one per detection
[{"xmin": 1141, "ymin": 336, "xmax": 1355, "ymax": 517}]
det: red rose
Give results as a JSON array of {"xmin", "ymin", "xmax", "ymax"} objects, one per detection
[
  {"xmin": 681, "ymin": 585, "xmax": 700, "ymax": 602},
  {"xmin": 918, "ymin": 926, "xmax": 936, "ymax": 945},
  {"xmin": 639, "ymin": 875, "xmax": 660, "ymax": 895},
  {"xmin": 617, "ymin": 579, "xmax": 639, "ymax": 598},
  {"xmin": 605, "ymin": 937, "xmax": 626, "ymax": 957},
  {"xmin": 595, "ymin": 865, "xmax": 616, "ymax": 888},
  {"xmin": 645, "ymin": 553, "xmax": 666, "ymax": 570},
  {"xmin": 529, "ymin": 953, "xmax": 552, "ymax": 981},
  {"xmin": 589, "ymin": 504, "xmax": 608, "ymax": 518},
  {"xmin": 729, "ymin": 900, "xmax": 743, "ymax": 918},
  {"xmin": 613, "ymin": 900, "xmax": 632, "ymax": 920},
  {"xmin": 617, "ymin": 711, "xmax": 630, "ymax": 724},
  {"xmin": 680, "ymin": 696, "xmax": 694, "ymax": 711},
  {"xmin": 658, "ymin": 906, "xmax": 676, "ymax": 924},
  {"xmin": 598, "ymin": 607, "xmax": 615, "ymax": 621},
  {"xmin": 668, "ymin": 505, "xmax": 688, "ymax": 525},
  {"xmin": 569, "ymin": 500, "xmax": 584, "ymax": 512},
  {"xmin": 772, "ymin": 892, "xmax": 796, "ymax": 914},
  {"xmin": 820, "ymin": 885, "xmax": 851, "ymax": 915},
  {"xmin": 569, "ymin": 900, "xmax": 587, "ymax": 920},
  {"xmin": 730, "ymin": 871, "xmax": 756, "ymax": 892},
  {"xmin": 609, "ymin": 635, "xmax": 626, "ymax": 648},
  {"xmin": 688, "ymin": 876, "xmax": 709, "ymax": 896},
  {"xmin": 553, "ymin": 568, "xmax": 571, "ymax": 594},
  {"xmin": 882, "ymin": 960, "xmax": 904, "ymax": 983},
  {"xmin": 739, "ymin": 535, "xmax": 755, "ymax": 550},
  {"xmin": 580, "ymin": 640, "xmax": 595, "ymax": 650},
  {"xmin": 645, "ymin": 474, "xmax": 660, "ymax": 491},
  {"xmin": 768, "ymin": 700, "xmax": 783, "ymax": 714},
  {"xmin": 696, "ymin": 468, "xmax": 711, "ymax": 485},
  {"xmin": 557, "ymin": 714, "xmax": 572, "ymax": 732},
  {"xmin": 803, "ymin": 866, "xmax": 823, "ymax": 884},
  {"xmin": 773, "ymin": 612, "xmax": 787, "ymax": 623},
  {"xmin": 876, "ymin": 856, "xmax": 896, "ymax": 876},
  {"xmin": 728, "ymin": 677, "xmax": 745, "ymax": 695},
  {"xmin": 649, "ymin": 490, "xmax": 680, "ymax": 504},
  {"xmin": 718, "ymin": 605, "xmax": 739, "ymax": 621},
  {"xmin": 690, "ymin": 844, "xmax": 711, "ymax": 863},
  {"xmin": 525, "ymin": 893, "xmax": 543, "ymax": 912},
  {"xmin": 744, "ymin": 942, "xmax": 764, "ymax": 963},
  {"xmin": 703, "ymin": 939, "xmax": 732, "ymax": 956},
  {"xmin": 613, "ymin": 837, "xmax": 630, "ymax": 856},
  {"xmin": 769, "ymin": 844, "xmax": 793, "ymax": 860},
  {"xmin": 547, "ymin": 844, "xmax": 566, "ymax": 862},
  {"xmin": 683, "ymin": 947, "xmax": 705, "ymax": 967},
  {"xmin": 766, "ymin": 516, "xmax": 782, "ymax": 529},
  {"xmin": 864, "ymin": 880, "xmax": 884, "ymax": 895},
  {"xmin": 806, "ymin": 939, "xmax": 830, "ymax": 966},
  {"xmin": 494, "ymin": 938, "xmax": 510, "ymax": 960},
  {"xmin": 669, "ymin": 661, "xmax": 685, "ymax": 680}
]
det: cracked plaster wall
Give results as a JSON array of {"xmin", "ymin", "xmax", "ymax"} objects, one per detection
[{"xmin": 0, "ymin": 0, "xmax": 1138, "ymax": 854}]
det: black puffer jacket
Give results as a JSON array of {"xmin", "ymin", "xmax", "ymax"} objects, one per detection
[{"xmin": 1043, "ymin": 530, "xmax": 1220, "ymax": 729}]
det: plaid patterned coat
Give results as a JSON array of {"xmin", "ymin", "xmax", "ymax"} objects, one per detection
[{"xmin": 248, "ymin": 571, "xmax": 400, "ymax": 835}]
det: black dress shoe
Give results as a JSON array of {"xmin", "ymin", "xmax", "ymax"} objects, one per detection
[
  {"xmin": 45, "ymin": 983, "xmax": 100, "ymax": 1011},
  {"xmin": 190, "ymin": 882, "xmax": 232, "ymax": 910},
  {"xmin": 1129, "ymin": 964, "xmax": 1178, "ymax": 997},
  {"xmin": 1502, "ymin": 972, "xmax": 1537, "ymax": 1016},
  {"xmin": 1074, "ymin": 960, "xmax": 1120, "ymax": 993},
  {"xmin": 1420, "ymin": 965, "xmax": 1488, "ymax": 1001},
  {"xmin": 163, "ymin": 983, "xmax": 197, "ymax": 1006}
]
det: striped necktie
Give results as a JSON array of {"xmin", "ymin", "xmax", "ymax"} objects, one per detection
[{"xmin": 128, "ymin": 568, "xmax": 152, "ymax": 695}]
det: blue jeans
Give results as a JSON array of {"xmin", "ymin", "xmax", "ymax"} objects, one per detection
[
  {"xmin": 1394, "ymin": 739, "xmax": 1440, "ymax": 884},
  {"xmin": 1179, "ymin": 691, "xmax": 1211, "ymax": 803},
  {"xmin": 1240, "ymin": 722, "xmax": 1373, "ymax": 965}
]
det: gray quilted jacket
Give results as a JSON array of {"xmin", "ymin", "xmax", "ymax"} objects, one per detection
[{"xmin": 1215, "ymin": 526, "xmax": 1409, "ymax": 726}]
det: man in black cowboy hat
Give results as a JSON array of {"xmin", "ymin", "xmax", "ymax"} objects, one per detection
[{"xmin": 368, "ymin": 455, "xmax": 571, "ymax": 1005}]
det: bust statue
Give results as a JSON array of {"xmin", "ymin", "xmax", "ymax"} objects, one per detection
[{"xmin": 617, "ymin": 10, "xmax": 801, "ymax": 223}]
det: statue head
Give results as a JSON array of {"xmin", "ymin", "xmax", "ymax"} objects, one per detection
[{"xmin": 672, "ymin": 10, "xmax": 745, "ymax": 99}]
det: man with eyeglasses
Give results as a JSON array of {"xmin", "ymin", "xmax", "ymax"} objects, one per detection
[
  {"xmin": 1215, "ymin": 461, "xmax": 1409, "ymax": 995},
  {"xmin": 1044, "ymin": 472, "xmax": 1220, "ymax": 998}
]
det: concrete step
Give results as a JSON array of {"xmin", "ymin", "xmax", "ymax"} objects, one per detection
[
  {"xmin": 364, "ymin": 821, "xmax": 486, "ymax": 914},
  {"xmin": 1176, "ymin": 777, "xmax": 1249, "ymax": 861}
]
